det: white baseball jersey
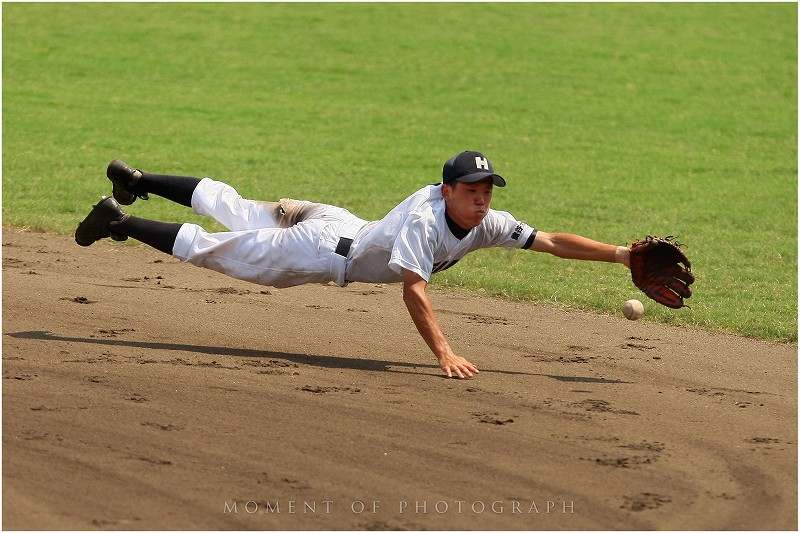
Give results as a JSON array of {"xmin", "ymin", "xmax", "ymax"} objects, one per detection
[
  {"xmin": 346, "ymin": 184, "xmax": 537, "ymax": 283},
  {"xmin": 172, "ymin": 178, "xmax": 537, "ymax": 288}
]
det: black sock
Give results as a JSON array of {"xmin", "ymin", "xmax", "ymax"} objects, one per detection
[
  {"xmin": 136, "ymin": 173, "xmax": 202, "ymax": 208},
  {"xmin": 110, "ymin": 216, "xmax": 182, "ymax": 255}
]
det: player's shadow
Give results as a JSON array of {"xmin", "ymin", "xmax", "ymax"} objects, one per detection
[{"xmin": 6, "ymin": 330, "xmax": 632, "ymax": 383}]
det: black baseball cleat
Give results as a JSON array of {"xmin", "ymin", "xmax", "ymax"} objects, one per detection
[
  {"xmin": 107, "ymin": 159, "xmax": 148, "ymax": 205},
  {"xmin": 75, "ymin": 196, "xmax": 130, "ymax": 246}
]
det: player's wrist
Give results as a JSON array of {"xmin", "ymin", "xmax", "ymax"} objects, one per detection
[{"xmin": 615, "ymin": 246, "xmax": 630, "ymax": 268}]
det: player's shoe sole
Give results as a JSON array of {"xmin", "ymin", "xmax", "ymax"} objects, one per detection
[
  {"xmin": 107, "ymin": 159, "xmax": 148, "ymax": 205},
  {"xmin": 75, "ymin": 196, "xmax": 130, "ymax": 246}
]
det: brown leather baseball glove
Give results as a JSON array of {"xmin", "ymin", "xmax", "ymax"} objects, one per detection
[{"xmin": 629, "ymin": 236, "xmax": 694, "ymax": 309}]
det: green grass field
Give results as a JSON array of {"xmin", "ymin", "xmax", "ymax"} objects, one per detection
[{"xmin": 3, "ymin": 3, "xmax": 797, "ymax": 342}]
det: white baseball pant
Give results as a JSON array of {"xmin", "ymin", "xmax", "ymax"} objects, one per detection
[{"xmin": 172, "ymin": 178, "xmax": 367, "ymax": 288}]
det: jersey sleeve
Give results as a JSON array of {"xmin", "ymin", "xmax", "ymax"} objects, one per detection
[
  {"xmin": 483, "ymin": 210, "xmax": 538, "ymax": 249},
  {"xmin": 388, "ymin": 212, "xmax": 437, "ymax": 282}
]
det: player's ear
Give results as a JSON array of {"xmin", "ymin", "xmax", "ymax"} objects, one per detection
[{"xmin": 441, "ymin": 182, "xmax": 454, "ymax": 200}]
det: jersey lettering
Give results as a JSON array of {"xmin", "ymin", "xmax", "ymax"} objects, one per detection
[{"xmin": 511, "ymin": 222, "xmax": 524, "ymax": 241}]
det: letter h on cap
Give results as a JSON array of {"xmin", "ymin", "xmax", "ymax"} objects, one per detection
[{"xmin": 475, "ymin": 156, "xmax": 489, "ymax": 170}]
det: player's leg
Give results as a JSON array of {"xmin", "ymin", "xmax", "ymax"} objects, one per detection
[
  {"xmin": 189, "ymin": 177, "xmax": 285, "ymax": 231},
  {"xmin": 190, "ymin": 179, "xmax": 332, "ymax": 231},
  {"xmin": 76, "ymin": 192, "xmax": 361, "ymax": 290},
  {"xmin": 107, "ymin": 160, "xmax": 201, "ymax": 208},
  {"xmin": 172, "ymin": 219, "xmax": 337, "ymax": 288},
  {"xmin": 107, "ymin": 160, "xmax": 290, "ymax": 231},
  {"xmin": 75, "ymin": 196, "xmax": 338, "ymax": 287}
]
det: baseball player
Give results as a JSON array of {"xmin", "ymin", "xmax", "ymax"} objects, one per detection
[{"xmin": 76, "ymin": 151, "xmax": 634, "ymax": 379}]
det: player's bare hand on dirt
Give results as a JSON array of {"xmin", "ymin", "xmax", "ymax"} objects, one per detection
[{"xmin": 438, "ymin": 353, "xmax": 479, "ymax": 379}]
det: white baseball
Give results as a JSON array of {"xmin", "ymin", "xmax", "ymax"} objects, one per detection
[{"xmin": 623, "ymin": 299, "xmax": 644, "ymax": 320}]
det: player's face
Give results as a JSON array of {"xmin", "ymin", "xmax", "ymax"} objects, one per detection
[{"xmin": 442, "ymin": 179, "xmax": 494, "ymax": 229}]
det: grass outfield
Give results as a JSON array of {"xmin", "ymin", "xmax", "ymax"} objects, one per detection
[{"xmin": 3, "ymin": 3, "xmax": 797, "ymax": 342}]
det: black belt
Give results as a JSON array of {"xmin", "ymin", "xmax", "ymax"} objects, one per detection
[{"xmin": 335, "ymin": 237, "xmax": 353, "ymax": 257}]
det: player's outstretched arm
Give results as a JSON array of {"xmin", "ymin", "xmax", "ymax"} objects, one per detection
[
  {"xmin": 401, "ymin": 268, "xmax": 479, "ymax": 379},
  {"xmin": 529, "ymin": 231, "xmax": 630, "ymax": 268}
]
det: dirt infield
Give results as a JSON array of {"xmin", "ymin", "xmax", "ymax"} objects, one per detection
[{"xmin": 3, "ymin": 227, "xmax": 797, "ymax": 530}]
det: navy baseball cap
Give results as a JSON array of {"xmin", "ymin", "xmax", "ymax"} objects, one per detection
[{"xmin": 442, "ymin": 151, "xmax": 506, "ymax": 187}]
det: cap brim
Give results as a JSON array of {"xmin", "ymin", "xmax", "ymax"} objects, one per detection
[{"xmin": 452, "ymin": 172, "xmax": 506, "ymax": 187}]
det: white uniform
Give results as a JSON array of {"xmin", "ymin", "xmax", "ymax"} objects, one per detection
[{"xmin": 172, "ymin": 177, "xmax": 537, "ymax": 288}]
